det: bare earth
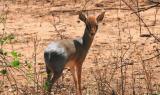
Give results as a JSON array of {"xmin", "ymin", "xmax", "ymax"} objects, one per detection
[{"xmin": 0, "ymin": 0, "xmax": 160, "ymax": 95}]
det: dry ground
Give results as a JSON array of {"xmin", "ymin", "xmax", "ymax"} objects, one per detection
[{"xmin": 0, "ymin": 0, "xmax": 160, "ymax": 95}]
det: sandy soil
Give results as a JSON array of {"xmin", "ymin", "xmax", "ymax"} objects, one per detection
[{"xmin": 0, "ymin": 0, "xmax": 160, "ymax": 95}]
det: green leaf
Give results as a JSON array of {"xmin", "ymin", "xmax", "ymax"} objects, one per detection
[
  {"xmin": 25, "ymin": 60, "xmax": 32, "ymax": 69},
  {"xmin": 0, "ymin": 34, "xmax": 15, "ymax": 45},
  {"xmin": 44, "ymin": 81, "xmax": 50, "ymax": 90},
  {"xmin": 11, "ymin": 50, "xmax": 18, "ymax": 58},
  {"xmin": 11, "ymin": 59, "xmax": 20, "ymax": 67},
  {"xmin": 0, "ymin": 39, "xmax": 5, "ymax": 45},
  {"xmin": 0, "ymin": 69, "xmax": 7, "ymax": 75},
  {"xmin": 8, "ymin": 34, "xmax": 15, "ymax": 40}
]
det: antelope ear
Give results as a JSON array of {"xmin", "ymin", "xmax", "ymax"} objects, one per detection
[
  {"xmin": 97, "ymin": 12, "xmax": 105, "ymax": 23},
  {"xmin": 79, "ymin": 11, "xmax": 86, "ymax": 23}
]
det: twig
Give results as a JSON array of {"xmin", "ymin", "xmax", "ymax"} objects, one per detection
[
  {"xmin": 131, "ymin": 3, "xmax": 160, "ymax": 14},
  {"xmin": 142, "ymin": 53, "xmax": 160, "ymax": 62},
  {"xmin": 121, "ymin": 0, "xmax": 160, "ymax": 42},
  {"xmin": 33, "ymin": 35, "xmax": 38, "ymax": 94}
]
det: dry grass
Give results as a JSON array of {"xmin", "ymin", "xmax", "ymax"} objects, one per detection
[{"xmin": 0, "ymin": 0, "xmax": 160, "ymax": 95}]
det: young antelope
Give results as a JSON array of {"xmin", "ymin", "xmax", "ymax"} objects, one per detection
[{"xmin": 44, "ymin": 11, "xmax": 105, "ymax": 95}]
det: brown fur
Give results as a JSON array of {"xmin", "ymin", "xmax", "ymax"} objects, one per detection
[{"xmin": 44, "ymin": 12, "xmax": 105, "ymax": 95}]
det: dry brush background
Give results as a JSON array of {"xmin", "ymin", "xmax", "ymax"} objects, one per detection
[{"xmin": 0, "ymin": 0, "xmax": 160, "ymax": 95}]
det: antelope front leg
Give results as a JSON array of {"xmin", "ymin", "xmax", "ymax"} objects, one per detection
[
  {"xmin": 70, "ymin": 65, "xmax": 82, "ymax": 95},
  {"xmin": 77, "ymin": 64, "xmax": 82, "ymax": 95}
]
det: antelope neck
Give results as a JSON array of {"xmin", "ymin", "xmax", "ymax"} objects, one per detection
[{"xmin": 82, "ymin": 28, "xmax": 95, "ymax": 52}]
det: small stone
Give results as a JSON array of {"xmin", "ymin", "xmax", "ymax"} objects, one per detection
[{"xmin": 8, "ymin": 88, "xmax": 16, "ymax": 92}]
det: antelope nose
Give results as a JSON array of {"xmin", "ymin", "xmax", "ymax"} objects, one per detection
[{"xmin": 91, "ymin": 32, "xmax": 95, "ymax": 36}]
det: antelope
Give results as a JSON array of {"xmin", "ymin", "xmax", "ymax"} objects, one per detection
[{"xmin": 44, "ymin": 11, "xmax": 105, "ymax": 95}]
